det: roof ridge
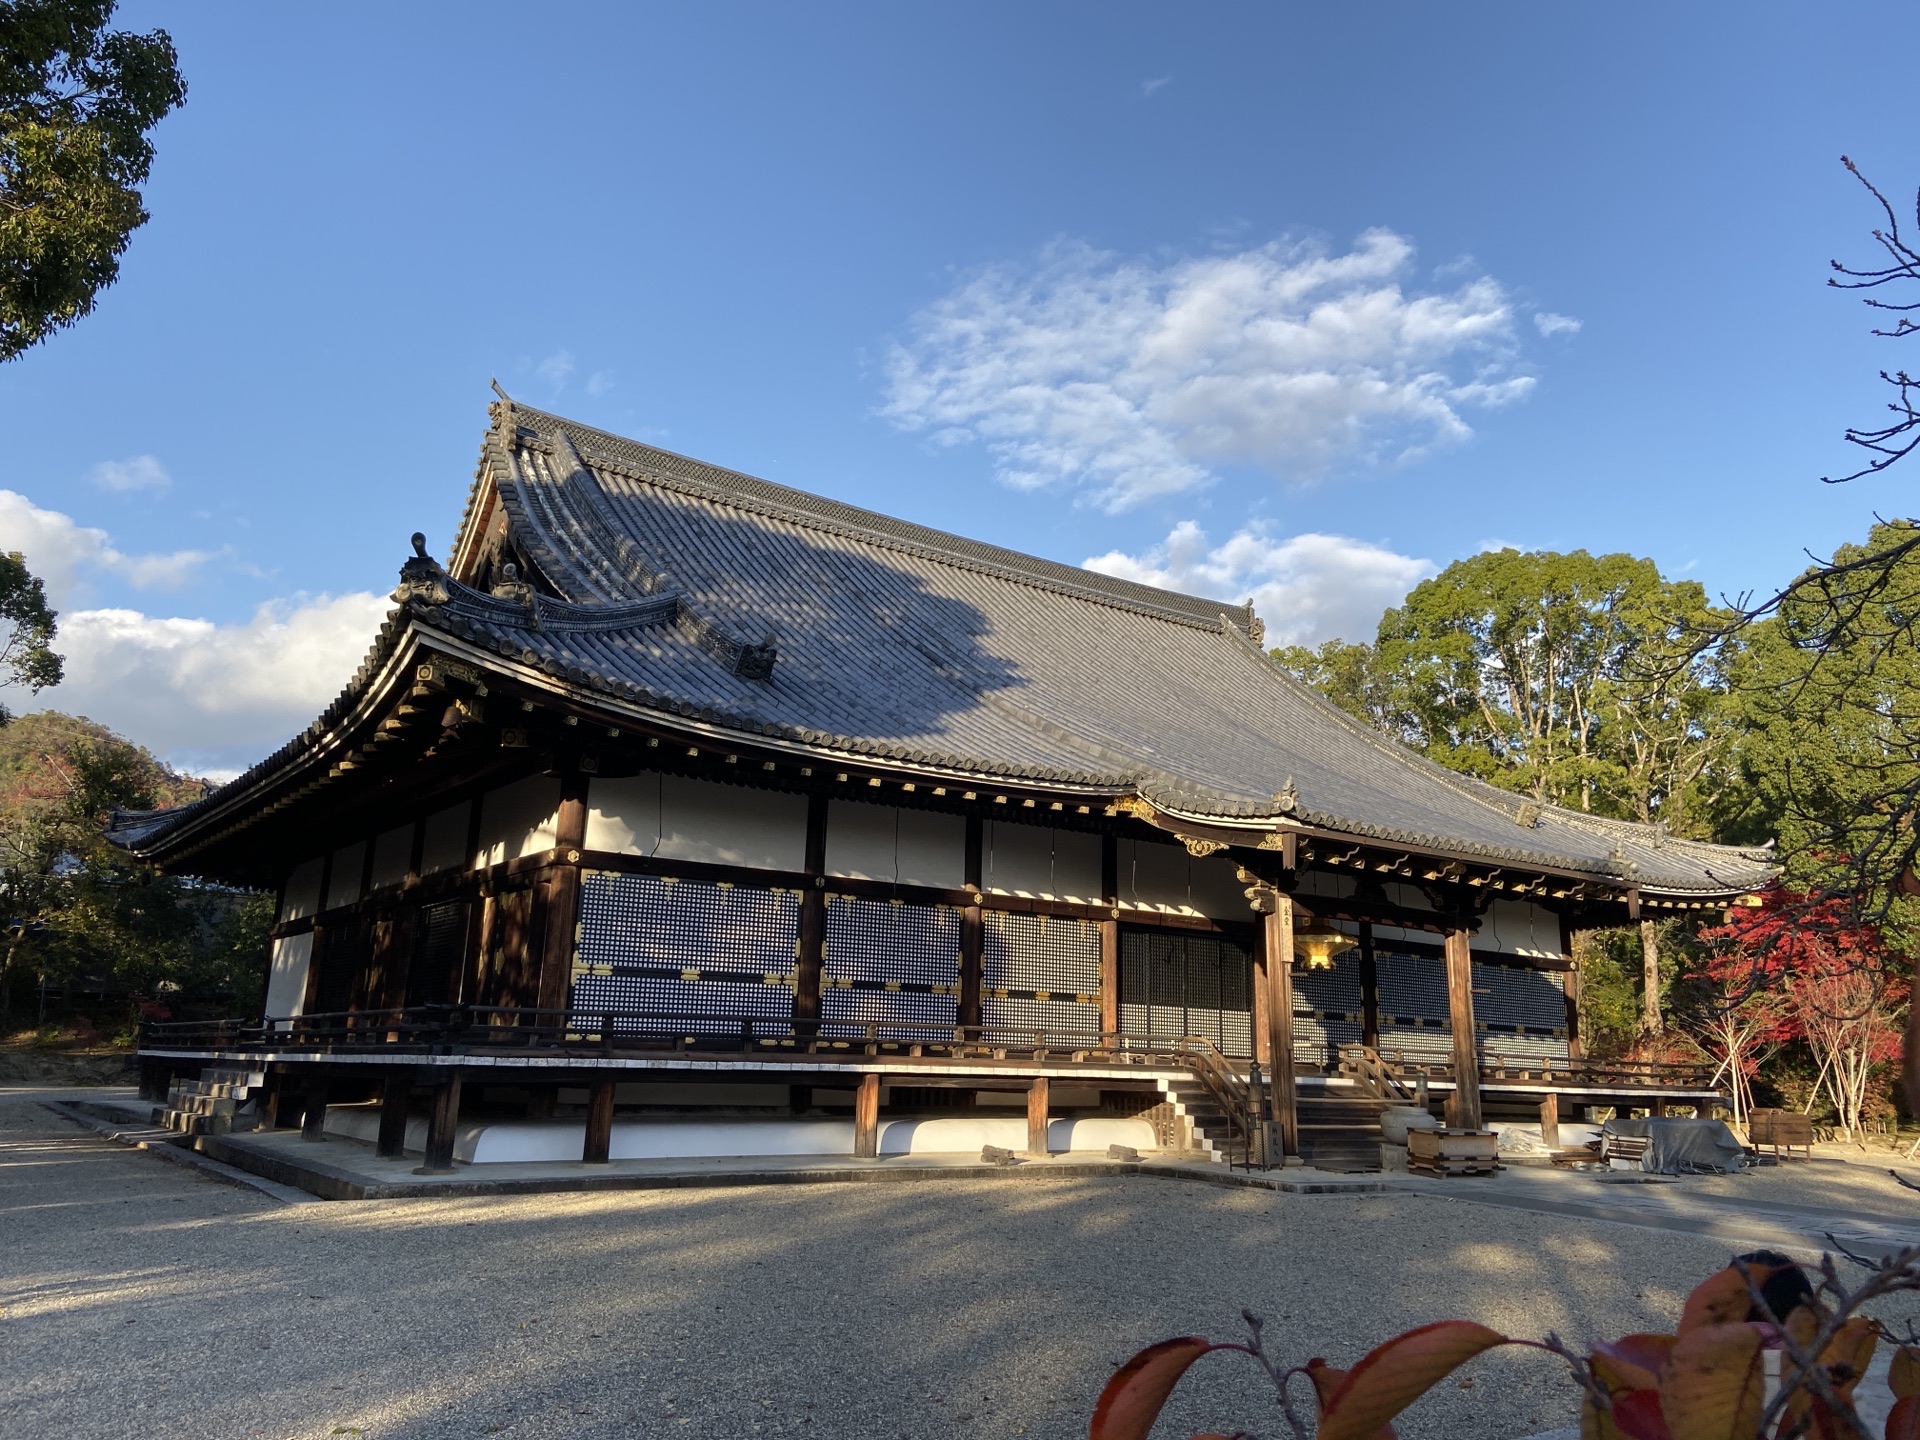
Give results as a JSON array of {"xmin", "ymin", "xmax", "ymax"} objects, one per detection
[{"xmin": 505, "ymin": 402, "xmax": 1256, "ymax": 634}]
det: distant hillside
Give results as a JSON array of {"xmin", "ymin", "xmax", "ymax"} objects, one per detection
[{"xmin": 0, "ymin": 712, "xmax": 209, "ymax": 825}]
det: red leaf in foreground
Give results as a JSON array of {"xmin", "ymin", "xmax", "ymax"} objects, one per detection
[
  {"xmin": 1091, "ymin": 1337, "xmax": 1219, "ymax": 1440},
  {"xmin": 1610, "ymin": 1389, "xmax": 1675, "ymax": 1440},
  {"xmin": 1592, "ymin": 1335, "xmax": 1680, "ymax": 1393},
  {"xmin": 1892, "ymin": 1346, "xmax": 1920, "ymax": 1400},
  {"xmin": 1303, "ymin": 1362, "xmax": 1395, "ymax": 1440},
  {"xmin": 1659, "ymin": 1321, "xmax": 1765, "ymax": 1440},
  {"xmin": 1887, "ymin": 1395, "xmax": 1920, "ymax": 1440},
  {"xmin": 1677, "ymin": 1269, "xmax": 1753, "ymax": 1336},
  {"xmin": 1316, "ymin": 1321, "xmax": 1507, "ymax": 1440}
]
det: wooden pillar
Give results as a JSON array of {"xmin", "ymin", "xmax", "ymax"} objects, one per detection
[
  {"xmin": 1251, "ymin": 947, "xmax": 1271, "ymax": 1066},
  {"xmin": 788, "ymin": 1084, "xmax": 812, "ymax": 1115},
  {"xmin": 1651, "ymin": 1097, "xmax": 1668, "ymax": 1118},
  {"xmin": 299, "ymin": 1075, "xmax": 329, "ymax": 1141},
  {"xmin": 1027, "ymin": 1076, "xmax": 1050, "ymax": 1155},
  {"xmin": 1358, "ymin": 922, "xmax": 1380, "ymax": 1050},
  {"xmin": 1262, "ymin": 896, "xmax": 1298, "ymax": 1158},
  {"xmin": 1539, "ymin": 1093, "xmax": 1560, "ymax": 1151},
  {"xmin": 1560, "ymin": 916, "xmax": 1584, "ymax": 1062},
  {"xmin": 795, "ymin": 795, "xmax": 827, "ymax": 1034},
  {"xmin": 376, "ymin": 1072, "xmax": 411, "ymax": 1158},
  {"xmin": 959, "ymin": 815, "xmax": 984, "ymax": 1033},
  {"xmin": 582, "ymin": 1076, "xmax": 615, "ymax": 1164},
  {"xmin": 1444, "ymin": 925, "xmax": 1483, "ymax": 1131},
  {"xmin": 1098, "ymin": 834, "xmax": 1119, "ymax": 1039},
  {"xmin": 853, "ymin": 1072, "xmax": 881, "ymax": 1158},
  {"xmin": 525, "ymin": 1085, "xmax": 556, "ymax": 1119},
  {"xmin": 415, "ymin": 1074, "xmax": 462, "ymax": 1174},
  {"xmin": 535, "ymin": 771, "xmax": 590, "ymax": 1021}
]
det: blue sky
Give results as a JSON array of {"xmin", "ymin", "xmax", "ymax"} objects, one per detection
[{"xmin": 3, "ymin": 4, "xmax": 1915, "ymax": 775}]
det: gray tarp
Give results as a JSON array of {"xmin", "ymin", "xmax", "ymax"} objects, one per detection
[{"xmin": 1602, "ymin": 1117, "xmax": 1746, "ymax": 1174}]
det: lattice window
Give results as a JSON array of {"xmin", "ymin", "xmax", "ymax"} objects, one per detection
[
  {"xmin": 983, "ymin": 911, "xmax": 1102, "ymax": 1042},
  {"xmin": 820, "ymin": 894, "xmax": 960, "ymax": 1038},
  {"xmin": 1117, "ymin": 928, "xmax": 1252, "ymax": 1057},
  {"xmin": 571, "ymin": 871, "xmax": 799, "ymax": 1034},
  {"xmin": 1472, "ymin": 957, "xmax": 1570, "ymax": 1064},
  {"xmin": 1293, "ymin": 951, "xmax": 1365, "ymax": 1064},
  {"xmin": 1375, "ymin": 948, "xmax": 1452, "ymax": 1063}
]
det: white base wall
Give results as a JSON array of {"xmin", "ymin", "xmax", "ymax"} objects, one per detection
[{"xmin": 322, "ymin": 1107, "xmax": 1157, "ymax": 1165}]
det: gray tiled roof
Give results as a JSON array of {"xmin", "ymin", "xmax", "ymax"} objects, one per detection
[
  {"xmin": 432, "ymin": 402, "xmax": 1768, "ymax": 896},
  {"xmin": 111, "ymin": 401, "xmax": 1776, "ymax": 897}
]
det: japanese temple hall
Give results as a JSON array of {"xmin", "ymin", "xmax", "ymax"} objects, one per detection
[{"xmin": 114, "ymin": 397, "xmax": 1776, "ymax": 1173}]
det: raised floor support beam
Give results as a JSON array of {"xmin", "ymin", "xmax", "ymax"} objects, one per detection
[
  {"xmin": 376, "ymin": 1073, "xmax": 411, "ymax": 1159},
  {"xmin": 415, "ymin": 1075, "xmax": 462, "ymax": 1175},
  {"xmin": 853, "ymin": 1073, "xmax": 881, "ymax": 1159},
  {"xmin": 1027, "ymin": 1077, "xmax": 1049, "ymax": 1156},
  {"xmin": 582, "ymin": 1077, "xmax": 616, "ymax": 1164},
  {"xmin": 299, "ymin": 1077, "xmax": 329, "ymax": 1142},
  {"xmin": 1538, "ymin": 1094, "xmax": 1560, "ymax": 1151}
]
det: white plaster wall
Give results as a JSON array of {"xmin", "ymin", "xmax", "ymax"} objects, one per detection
[
  {"xmin": 474, "ymin": 776, "xmax": 562, "ymax": 867},
  {"xmin": 1478, "ymin": 899, "xmax": 1564, "ymax": 960},
  {"xmin": 324, "ymin": 841, "xmax": 365, "ymax": 911},
  {"xmin": 586, "ymin": 773, "xmax": 808, "ymax": 870},
  {"xmin": 420, "ymin": 801, "xmax": 470, "ymax": 875},
  {"xmin": 264, "ymin": 932, "xmax": 312, "ymax": 1024},
  {"xmin": 1382, "ymin": 881, "xmax": 1434, "ymax": 912},
  {"xmin": 323, "ymin": 1108, "xmax": 1158, "ymax": 1163},
  {"xmin": 1188, "ymin": 853, "xmax": 1247, "ymax": 919},
  {"xmin": 1113, "ymin": 844, "xmax": 1257, "ymax": 919},
  {"xmin": 369, "ymin": 824, "xmax": 413, "ymax": 891},
  {"xmin": 986, "ymin": 821, "xmax": 1100, "ymax": 901},
  {"xmin": 279, "ymin": 859, "xmax": 324, "ymax": 922},
  {"xmin": 1294, "ymin": 871, "xmax": 1358, "ymax": 900},
  {"xmin": 825, "ymin": 801, "xmax": 965, "ymax": 888}
]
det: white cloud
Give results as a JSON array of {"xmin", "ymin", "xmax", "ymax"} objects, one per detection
[
  {"xmin": 89, "ymin": 454, "xmax": 171, "ymax": 493},
  {"xmin": 587, "ymin": 369, "xmax": 615, "ymax": 397},
  {"xmin": 1085, "ymin": 520, "xmax": 1434, "ymax": 646},
  {"xmin": 0, "ymin": 491, "xmax": 389, "ymax": 776},
  {"xmin": 1141, "ymin": 75, "xmax": 1171, "ymax": 97},
  {"xmin": 884, "ymin": 231, "xmax": 1538, "ymax": 511},
  {"xmin": 0, "ymin": 490, "xmax": 213, "ymax": 603},
  {"xmin": 1533, "ymin": 311, "xmax": 1582, "ymax": 337},
  {"xmin": 536, "ymin": 349, "xmax": 576, "ymax": 390},
  {"xmin": 38, "ymin": 592, "xmax": 392, "ymax": 776}
]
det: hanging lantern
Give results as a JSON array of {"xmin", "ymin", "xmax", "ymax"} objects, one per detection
[{"xmin": 1293, "ymin": 921, "xmax": 1358, "ymax": 970}]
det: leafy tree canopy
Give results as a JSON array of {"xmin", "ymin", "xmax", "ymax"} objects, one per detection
[
  {"xmin": 0, "ymin": 0, "xmax": 184, "ymax": 361},
  {"xmin": 1275, "ymin": 547, "xmax": 1736, "ymax": 833},
  {"xmin": 0, "ymin": 548, "xmax": 59, "ymax": 720}
]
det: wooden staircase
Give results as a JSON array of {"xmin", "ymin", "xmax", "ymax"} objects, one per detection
[
  {"xmin": 1296, "ymin": 1092, "xmax": 1389, "ymax": 1172},
  {"xmin": 152, "ymin": 1065, "xmax": 266, "ymax": 1138}
]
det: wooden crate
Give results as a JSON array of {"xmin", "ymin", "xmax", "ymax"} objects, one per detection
[{"xmin": 1407, "ymin": 1128, "xmax": 1500, "ymax": 1176}]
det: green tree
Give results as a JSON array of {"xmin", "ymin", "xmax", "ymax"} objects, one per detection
[
  {"xmin": 1276, "ymin": 548, "xmax": 1738, "ymax": 830},
  {"xmin": 0, "ymin": 0, "xmax": 185, "ymax": 361},
  {"xmin": 0, "ymin": 549, "xmax": 60, "ymax": 721}
]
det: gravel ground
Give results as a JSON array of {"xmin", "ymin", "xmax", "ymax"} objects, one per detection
[{"xmin": 7, "ymin": 1095, "xmax": 1920, "ymax": 1440}]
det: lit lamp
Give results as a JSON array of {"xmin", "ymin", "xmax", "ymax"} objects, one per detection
[{"xmin": 1293, "ymin": 921, "xmax": 1358, "ymax": 971}]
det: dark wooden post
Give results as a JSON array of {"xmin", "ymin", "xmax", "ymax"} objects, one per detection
[
  {"xmin": 1098, "ymin": 836, "xmax": 1119, "ymax": 1040},
  {"xmin": 535, "ymin": 772, "xmax": 590, "ymax": 1020},
  {"xmin": 1251, "ymin": 946, "xmax": 1271, "ymax": 1066},
  {"xmin": 853, "ymin": 1072, "xmax": 881, "ymax": 1158},
  {"xmin": 1444, "ymin": 925, "xmax": 1483, "ymax": 1131},
  {"xmin": 1560, "ymin": 916, "xmax": 1584, "ymax": 1063},
  {"xmin": 582, "ymin": 1076, "xmax": 616, "ymax": 1163},
  {"xmin": 376, "ymin": 1072, "xmax": 411, "ymax": 1158},
  {"xmin": 1262, "ymin": 896, "xmax": 1298, "ymax": 1158},
  {"xmin": 959, "ymin": 814, "xmax": 984, "ymax": 1033},
  {"xmin": 1358, "ymin": 922, "xmax": 1380, "ymax": 1050},
  {"xmin": 299, "ymin": 1074, "xmax": 329, "ymax": 1141},
  {"xmin": 415, "ymin": 1074, "xmax": 462, "ymax": 1174},
  {"xmin": 795, "ymin": 795, "xmax": 827, "ymax": 1034},
  {"xmin": 1027, "ymin": 1076, "xmax": 1050, "ymax": 1155},
  {"xmin": 1539, "ymin": 1094, "xmax": 1561, "ymax": 1150}
]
